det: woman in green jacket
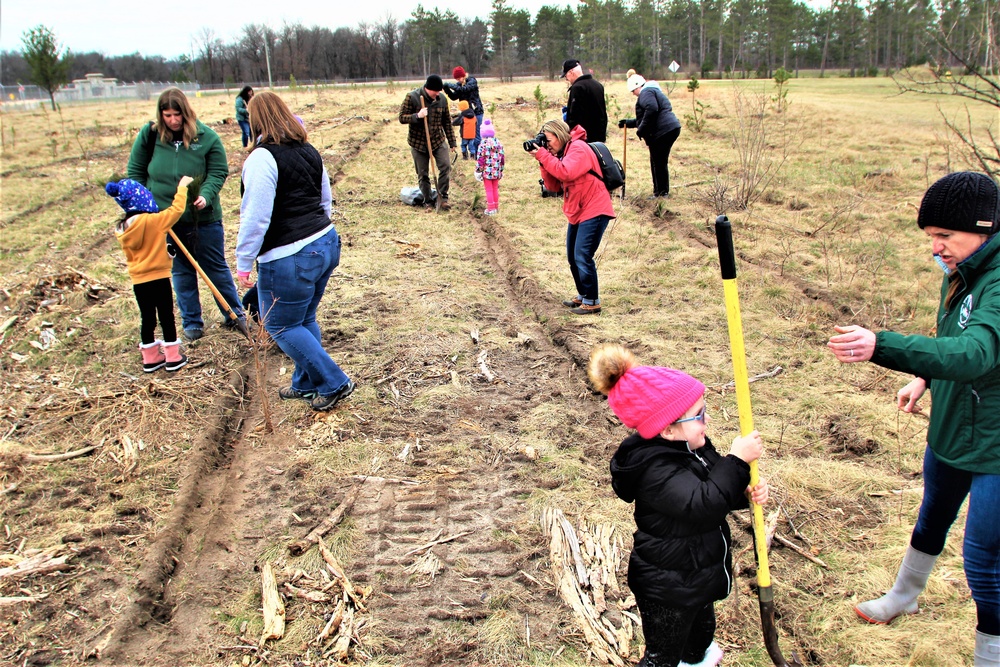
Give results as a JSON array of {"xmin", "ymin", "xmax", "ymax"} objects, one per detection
[
  {"xmin": 829, "ymin": 171, "xmax": 1000, "ymax": 666},
  {"xmin": 127, "ymin": 87, "xmax": 244, "ymax": 341},
  {"xmin": 236, "ymin": 86, "xmax": 253, "ymax": 148}
]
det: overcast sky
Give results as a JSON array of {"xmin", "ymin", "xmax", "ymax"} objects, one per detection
[{"xmin": 1, "ymin": 0, "xmax": 563, "ymax": 59}]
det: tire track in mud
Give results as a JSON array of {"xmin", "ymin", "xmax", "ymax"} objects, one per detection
[
  {"xmin": 92, "ymin": 368, "xmax": 249, "ymax": 662},
  {"xmin": 310, "ymin": 114, "xmax": 606, "ymax": 664},
  {"xmin": 349, "ymin": 474, "xmax": 548, "ymax": 658}
]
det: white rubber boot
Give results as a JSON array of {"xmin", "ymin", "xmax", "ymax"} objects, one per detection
[
  {"xmin": 976, "ymin": 631, "xmax": 1000, "ymax": 667},
  {"xmin": 855, "ymin": 546, "xmax": 937, "ymax": 624}
]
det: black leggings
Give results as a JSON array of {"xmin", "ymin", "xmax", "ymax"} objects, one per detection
[
  {"xmin": 636, "ymin": 597, "xmax": 715, "ymax": 667},
  {"xmin": 649, "ymin": 127, "xmax": 680, "ymax": 197},
  {"xmin": 133, "ymin": 278, "xmax": 177, "ymax": 344}
]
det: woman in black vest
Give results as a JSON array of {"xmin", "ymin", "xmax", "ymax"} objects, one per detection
[{"xmin": 236, "ymin": 92, "xmax": 354, "ymax": 411}]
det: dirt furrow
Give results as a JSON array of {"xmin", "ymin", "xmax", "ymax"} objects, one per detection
[{"xmin": 93, "ymin": 368, "xmax": 249, "ymax": 663}]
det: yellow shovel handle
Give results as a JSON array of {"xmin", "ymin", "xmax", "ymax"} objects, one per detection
[{"xmin": 716, "ymin": 215, "xmax": 771, "ymax": 588}]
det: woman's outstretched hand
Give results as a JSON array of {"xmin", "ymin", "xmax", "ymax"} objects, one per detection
[{"xmin": 828, "ymin": 324, "xmax": 875, "ymax": 363}]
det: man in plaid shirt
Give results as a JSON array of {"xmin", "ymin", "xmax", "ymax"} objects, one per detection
[{"xmin": 399, "ymin": 75, "xmax": 458, "ymax": 211}]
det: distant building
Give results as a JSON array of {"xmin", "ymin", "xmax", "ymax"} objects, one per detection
[{"xmin": 66, "ymin": 73, "xmax": 120, "ymax": 99}]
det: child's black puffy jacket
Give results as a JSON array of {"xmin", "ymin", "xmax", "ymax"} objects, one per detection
[{"xmin": 610, "ymin": 434, "xmax": 751, "ymax": 608}]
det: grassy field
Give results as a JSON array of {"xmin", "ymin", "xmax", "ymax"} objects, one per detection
[{"xmin": 0, "ymin": 76, "xmax": 992, "ymax": 666}]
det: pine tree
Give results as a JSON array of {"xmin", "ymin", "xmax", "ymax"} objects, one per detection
[{"xmin": 21, "ymin": 25, "xmax": 71, "ymax": 111}]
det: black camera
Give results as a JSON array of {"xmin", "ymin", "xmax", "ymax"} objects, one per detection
[
  {"xmin": 523, "ymin": 132, "xmax": 549, "ymax": 152},
  {"xmin": 539, "ymin": 179, "xmax": 563, "ymax": 198}
]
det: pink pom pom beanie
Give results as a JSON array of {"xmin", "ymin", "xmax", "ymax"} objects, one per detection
[{"xmin": 607, "ymin": 366, "xmax": 706, "ymax": 439}]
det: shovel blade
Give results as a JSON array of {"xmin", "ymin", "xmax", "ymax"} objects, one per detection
[
  {"xmin": 758, "ymin": 586, "xmax": 803, "ymax": 667},
  {"xmin": 235, "ymin": 317, "xmax": 250, "ymax": 339}
]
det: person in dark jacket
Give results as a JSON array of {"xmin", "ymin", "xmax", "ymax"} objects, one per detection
[
  {"xmin": 828, "ymin": 172, "xmax": 1000, "ymax": 665},
  {"xmin": 399, "ymin": 75, "xmax": 458, "ymax": 212},
  {"xmin": 619, "ymin": 74, "xmax": 681, "ymax": 198},
  {"xmin": 590, "ymin": 343, "xmax": 768, "ymax": 667},
  {"xmin": 562, "ymin": 59, "xmax": 608, "ymax": 144},
  {"xmin": 236, "ymin": 91, "xmax": 354, "ymax": 412},
  {"xmin": 443, "ymin": 66, "xmax": 483, "ymax": 156}
]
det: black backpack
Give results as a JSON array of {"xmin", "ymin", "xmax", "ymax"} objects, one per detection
[{"xmin": 586, "ymin": 142, "xmax": 625, "ymax": 193}]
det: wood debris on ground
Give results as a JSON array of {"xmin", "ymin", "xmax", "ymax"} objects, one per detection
[
  {"xmin": 541, "ymin": 507, "xmax": 638, "ymax": 666},
  {"xmin": 0, "ymin": 545, "xmax": 73, "ymax": 611},
  {"xmin": 0, "ymin": 545, "xmax": 73, "ymax": 581},
  {"xmin": 250, "ymin": 537, "xmax": 372, "ymax": 663}
]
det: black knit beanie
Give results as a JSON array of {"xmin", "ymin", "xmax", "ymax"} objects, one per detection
[
  {"xmin": 917, "ymin": 171, "xmax": 1000, "ymax": 235},
  {"xmin": 425, "ymin": 75, "xmax": 444, "ymax": 92}
]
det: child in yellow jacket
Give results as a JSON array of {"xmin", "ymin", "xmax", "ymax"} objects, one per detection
[{"xmin": 106, "ymin": 176, "xmax": 192, "ymax": 372}]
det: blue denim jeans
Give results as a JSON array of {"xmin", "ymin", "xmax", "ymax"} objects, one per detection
[
  {"xmin": 911, "ymin": 446, "xmax": 1000, "ymax": 634},
  {"xmin": 238, "ymin": 120, "xmax": 251, "ymax": 147},
  {"xmin": 257, "ymin": 228, "xmax": 350, "ymax": 397},
  {"xmin": 470, "ymin": 113, "xmax": 484, "ymax": 161},
  {"xmin": 566, "ymin": 215, "xmax": 610, "ymax": 305},
  {"xmin": 171, "ymin": 221, "xmax": 244, "ymax": 331}
]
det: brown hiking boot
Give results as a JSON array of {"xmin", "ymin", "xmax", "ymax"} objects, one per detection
[
  {"xmin": 439, "ymin": 198, "xmax": 451, "ymax": 211},
  {"xmin": 570, "ymin": 303, "xmax": 602, "ymax": 315},
  {"xmin": 562, "ymin": 297, "xmax": 583, "ymax": 308}
]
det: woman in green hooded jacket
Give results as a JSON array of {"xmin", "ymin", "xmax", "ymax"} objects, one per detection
[
  {"xmin": 828, "ymin": 171, "xmax": 1000, "ymax": 666},
  {"xmin": 127, "ymin": 87, "xmax": 244, "ymax": 341}
]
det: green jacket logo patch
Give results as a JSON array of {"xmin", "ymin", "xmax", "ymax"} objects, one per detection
[{"xmin": 959, "ymin": 294, "xmax": 973, "ymax": 329}]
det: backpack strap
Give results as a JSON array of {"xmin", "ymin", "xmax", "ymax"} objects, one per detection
[
  {"xmin": 145, "ymin": 120, "xmax": 157, "ymax": 157},
  {"xmin": 585, "ymin": 143, "xmax": 606, "ymax": 184}
]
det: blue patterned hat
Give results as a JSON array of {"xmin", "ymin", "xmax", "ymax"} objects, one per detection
[{"xmin": 105, "ymin": 179, "xmax": 159, "ymax": 216}]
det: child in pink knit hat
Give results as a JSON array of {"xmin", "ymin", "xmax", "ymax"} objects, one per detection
[{"xmin": 588, "ymin": 343, "xmax": 768, "ymax": 667}]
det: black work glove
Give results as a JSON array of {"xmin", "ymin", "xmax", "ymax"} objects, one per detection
[{"xmin": 618, "ymin": 119, "xmax": 627, "ymax": 128}]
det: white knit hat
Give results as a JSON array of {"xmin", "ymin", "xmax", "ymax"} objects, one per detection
[{"xmin": 627, "ymin": 74, "xmax": 646, "ymax": 92}]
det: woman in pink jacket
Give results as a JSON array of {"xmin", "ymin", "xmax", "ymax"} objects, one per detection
[{"xmin": 528, "ymin": 120, "xmax": 615, "ymax": 315}]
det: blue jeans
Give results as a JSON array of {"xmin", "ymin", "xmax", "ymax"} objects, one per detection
[
  {"xmin": 470, "ymin": 113, "xmax": 484, "ymax": 160},
  {"xmin": 911, "ymin": 445, "xmax": 1000, "ymax": 634},
  {"xmin": 238, "ymin": 120, "xmax": 251, "ymax": 147},
  {"xmin": 257, "ymin": 229, "xmax": 350, "ymax": 397},
  {"xmin": 171, "ymin": 221, "xmax": 244, "ymax": 331},
  {"xmin": 566, "ymin": 215, "xmax": 610, "ymax": 305}
]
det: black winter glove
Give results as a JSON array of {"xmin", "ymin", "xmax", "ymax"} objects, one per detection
[{"xmin": 618, "ymin": 119, "xmax": 627, "ymax": 128}]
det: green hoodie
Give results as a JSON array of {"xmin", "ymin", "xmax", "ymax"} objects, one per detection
[
  {"xmin": 127, "ymin": 120, "xmax": 229, "ymax": 227},
  {"xmin": 872, "ymin": 234, "xmax": 1000, "ymax": 474}
]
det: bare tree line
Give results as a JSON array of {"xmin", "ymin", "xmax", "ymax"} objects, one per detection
[{"xmin": 2, "ymin": 0, "xmax": 998, "ymax": 87}]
